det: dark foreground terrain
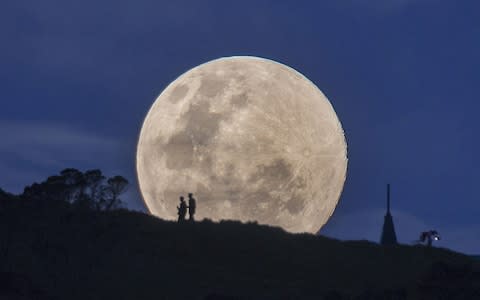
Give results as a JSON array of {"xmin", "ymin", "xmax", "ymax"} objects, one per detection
[{"xmin": 1, "ymin": 191, "xmax": 479, "ymax": 300}]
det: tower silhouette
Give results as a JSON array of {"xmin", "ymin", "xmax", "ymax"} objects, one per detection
[{"xmin": 380, "ymin": 184, "xmax": 398, "ymax": 245}]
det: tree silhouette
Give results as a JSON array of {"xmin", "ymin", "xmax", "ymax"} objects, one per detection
[
  {"xmin": 102, "ymin": 176, "xmax": 129, "ymax": 211},
  {"xmin": 22, "ymin": 176, "xmax": 69, "ymax": 210},
  {"xmin": 20, "ymin": 168, "xmax": 128, "ymax": 212},
  {"xmin": 60, "ymin": 168, "xmax": 85, "ymax": 203},
  {"xmin": 84, "ymin": 169, "xmax": 106, "ymax": 210}
]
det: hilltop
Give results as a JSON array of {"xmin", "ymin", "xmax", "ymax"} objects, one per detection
[{"xmin": 1, "ymin": 194, "xmax": 479, "ymax": 299}]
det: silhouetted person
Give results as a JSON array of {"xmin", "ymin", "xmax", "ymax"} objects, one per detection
[
  {"xmin": 177, "ymin": 196, "xmax": 187, "ymax": 222},
  {"xmin": 188, "ymin": 193, "xmax": 196, "ymax": 222},
  {"xmin": 419, "ymin": 230, "xmax": 440, "ymax": 247}
]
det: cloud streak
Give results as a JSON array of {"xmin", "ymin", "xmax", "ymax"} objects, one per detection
[{"xmin": 0, "ymin": 120, "xmax": 120, "ymax": 192}]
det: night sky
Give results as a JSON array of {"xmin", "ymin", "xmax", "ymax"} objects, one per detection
[{"xmin": 2, "ymin": 0, "xmax": 479, "ymax": 254}]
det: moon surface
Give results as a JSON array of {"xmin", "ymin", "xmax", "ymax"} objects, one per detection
[{"xmin": 136, "ymin": 56, "xmax": 347, "ymax": 233}]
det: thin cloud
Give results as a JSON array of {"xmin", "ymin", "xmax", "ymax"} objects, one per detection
[
  {"xmin": 0, "ymin": 121, "xmax": 118, "ymax": 162},
  {"xmin": 0, "ymin": 120, "xmax": 120, "ymax": 192}
]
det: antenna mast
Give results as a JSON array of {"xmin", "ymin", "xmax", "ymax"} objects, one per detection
[{"xmin": 387, "ymin": 184, "xmax": 391, "ymax": 214}]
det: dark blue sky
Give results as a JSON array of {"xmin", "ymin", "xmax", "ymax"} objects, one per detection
[{"xmin": 2, "ymin": 0, "xmax": 479, "ymax": 253}]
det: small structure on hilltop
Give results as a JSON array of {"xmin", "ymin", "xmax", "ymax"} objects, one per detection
[{"xmin": 380, "ymin": 184, "xmax": 398, "ymax": 245}]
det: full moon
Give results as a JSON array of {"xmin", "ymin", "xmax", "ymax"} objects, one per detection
[{"xmin": 136, "ymin": 56, "xmax": 347, "ymax": 233}]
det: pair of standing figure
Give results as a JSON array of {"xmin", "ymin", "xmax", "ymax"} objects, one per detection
[{"xmin": 177, "ymin": 193, "xmax": 196, "ymax": 222}]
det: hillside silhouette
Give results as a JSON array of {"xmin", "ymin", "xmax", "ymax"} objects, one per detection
[{"xmin": 1, "ymin": 173, "xmax": 480, "ymax": 299}]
